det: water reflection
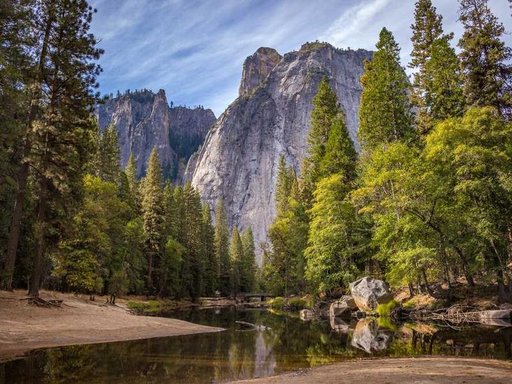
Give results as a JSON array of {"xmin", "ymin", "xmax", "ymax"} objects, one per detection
[
  {"xmin": 1, "ymin": 308, "xmax": 511, "ymax": 384},
  {"xmin": 351, "ymin": 319, "xmax": 392, "ymax": 353}
]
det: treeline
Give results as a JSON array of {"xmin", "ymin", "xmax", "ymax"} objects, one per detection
[
  {"xmin": 263, "ymin": 0, "xmax": 512, "ymax": 301},
  {"xmin": 0, "ymin": 0, "xmax": 256, "ymax": 299}
]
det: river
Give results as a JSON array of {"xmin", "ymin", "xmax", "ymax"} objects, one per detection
[{"xmin": 1, "ymin": 307, "xmax": 511, "ymax": 383}]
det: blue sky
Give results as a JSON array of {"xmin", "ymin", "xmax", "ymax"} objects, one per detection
[{"xmin": 89, "ymin": 0, "xmax": 512, "ymax": 116}]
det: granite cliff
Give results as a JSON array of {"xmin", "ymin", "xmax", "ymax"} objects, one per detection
[
  {"xmin": 96, "ymin": 89, "xmax": 216, "ymax": 179},
  {"xmin": 188, "ymin": 42, "xmax": 372, "ymax": 261}
]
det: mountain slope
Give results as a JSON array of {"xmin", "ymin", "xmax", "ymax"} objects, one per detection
[
  {"xmin": 188, "ymin": 42, "xmax": 372, "ymax": 261},
  {"xmin": 96, "ymin": 89, "xmax": 216, "ymax": 179}
]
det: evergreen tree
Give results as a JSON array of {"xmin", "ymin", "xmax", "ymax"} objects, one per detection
[
  {"xmin": 305, "ymin": 174, "xmax": 362, "ymax": 294},
  {"xmin": 3, "ymin": 0, "xmax": 102, "ymax": 294},
  {"xmin": 264, "ymin": 166, "xmax": 308, "ymax": 296},
  {"xmin": 181, "ymin": 184, "xmax": 203, "ymax": 300},
  {"xmin": 319, "ymin": 114, "xmax": 357, "ymax": 181},
  {"xmin": 95, "ymin": 124, "xmax": 121, "ymax": 183},
  {"xmin": 240, "ymin": 228, "xmax": 256, "ymax": 293},
  {"xmin": 301, "ymin": 76, "xmax": 341, "ymax": 203},
  {"xmin": 458, "ymin": 0, "xmax": 512, "ymax": 118},
  {"xmin": 229, "ymin": 228, "xmax": 244, "ymax": 297},
  {"xmin": 409, "ymin": 0, "xmax": 446, "ymax": 132},
  {"xmin": 201, "ymin": 204, "xmax": 217, "ymax": 296},
  {"xmin": 359, "ymin": 28, "xmax": 415, "ymax": 151},
  {"xmin": 141, "ymin": 148, "xmax": 164, "ymax": 294},
  {"xmin": 423, "ymin": 38, "xmax": 465, "ymax": 123},
  {"xmin": 214, "ymin": 199, "xmax": 231, "ymax": 296}
]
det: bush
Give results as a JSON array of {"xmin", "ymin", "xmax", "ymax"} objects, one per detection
[
  {"xmin": 287, "ymin": 297, "xmax": 307, "ymax": 310},
  {"xmin": 268, "ymin": 296, "xmax": 285, "ymax": 310},
  {"xmin": 376, "ymin": 299, "xmax": 398, "ymax": 317}
]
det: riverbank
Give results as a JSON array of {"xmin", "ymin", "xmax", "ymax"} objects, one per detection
[
  {"xmin": 0, "ymin": 290, "xmax": 223, "ymax": 362},
  {"xmin": 233, "ymin": 357, "xmax": 512, "ymax": 384}
]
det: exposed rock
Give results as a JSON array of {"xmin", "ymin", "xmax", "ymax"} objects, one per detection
[
  {"xmin": 350, "ymin": 277, "xmax": 392, "ymax": 312},
  {"xmin": 329, "ymin": 295, "xmax": 357, "ymax": 318},
  {"xmin": 188, "ymin": 43, "xmax": 372, "ymax": 261},
  {"xmin": 239, "ymin": 47, "xmax": 282, "ymax": 96},
  {"xmin": 330, "ymin": 316, "xmax": 350, "ymax": 333},
  {"xmin": 351, "ymin": 319, "xmax": 392, "ymax": 353},
  {"xmin": 96, "ymin": 89, "xmax": 215, "ymax": 180},
  {"xmin": 300, "ymin": 309, "xmax": 315, "ymax": 321}
]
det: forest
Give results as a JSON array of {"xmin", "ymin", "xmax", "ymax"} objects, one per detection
[
  {"xmin": 0, "ymin": 0, "xmax": 511, "ymax": 303},
  {"xmin": 0, "ymin": 0, "xmax": 255, "ymax": 300},
  {"xmin": 262, "ymin": 0, "xmax": 512, "ymax": 302}
]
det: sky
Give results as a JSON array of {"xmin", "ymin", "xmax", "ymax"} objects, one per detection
[{"xmin": 89, "ymin": 0, "xmax": 512, "ymax": 116}]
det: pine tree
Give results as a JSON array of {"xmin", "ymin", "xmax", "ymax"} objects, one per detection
[
  {"xmin": 181, "ymin": 184, "xmax": 203, "ymax": 300},
  {"xmin": 240, "ymin": 228, "xmax": 256, "ymax": 293},
  {"xmin": 28, "ymin": 0, "xmax": 103, "ymax": 297},
  {"xmin": 214, "ymin": 199, "xmax": 231, "ymax": 296},
  {"xmin": 229, "ymin": 228, "xmax": 244, "ymax": 297},
  {"xmin": 359, "ymin": 28, "xmax": 415, "ymax": 151},
  {"xmin": 201, "ymin": 204, "xmax": 217, "ymax": 296},
  {"xmin": 124, "ymin": 153, "xmax": 140, "ymax": 214},
  {"xmin": 458, "ymin": 0, "xmax": 512, "ymax": 118},
  {"xmin": 409, "ymin": 0, "xmax": 446, "ymax": 132},
  {"xmin": 301, "ymin": 76, "xmax": 341, "ymax": 203},
  {"xmin": 95, "ymin": 124, "xmax": 121, "ymax": 183},
  {"xmin": 0, "ymin": 0, "xmax": 34, "ymax": 288},
  {"xmin": 305, "ymin": 174, "xmax": 361, "ymax": 294},
  {"xmin": 141, "ymin": 148, "xmax": 164, "ymax": 294},
  {"xmin": 424, "ymin": 38, "xmax": 465, "ymax": 122},
  {"xmin": 319, "ymin": 114, "xmax": 357, "ymax": 181},
  {"xmin": 275, "ymin": 155, "xmax": 294, "ymax": 214}
]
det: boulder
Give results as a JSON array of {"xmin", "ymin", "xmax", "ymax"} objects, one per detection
[
  {"xmin": 330, "ymin": 315, "xmax": 350, "ymax": 333},
  {"xmin": 299, "ymin": 309, "xmax": 315, "ymax": 321},
  {"xmin": 349, "ymin": 277, "xmax": 392, "ymax": 312},
  {"xmin": 329, "ymin": 295, "xmax": 357, "ymax": 318},
  {"xmin": 351, "ymin": 319, "xmax": 391, "ymax": 353}
]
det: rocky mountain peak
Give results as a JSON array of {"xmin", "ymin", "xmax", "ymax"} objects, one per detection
[
  {"xmin": 96, "ymin": 89, "xmax": 215, "ymax": 180},
  {"xmin": 188, "ymin": 42, "xmax": 372, "ymax": 263},
  {"xmin": 239, "ymin": 47, "xmax": 282, "ymax": 96}
]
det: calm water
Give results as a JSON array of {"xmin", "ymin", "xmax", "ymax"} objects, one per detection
[{"xmin": 1, "ymin": 307, "xmax": 511, "ymax": 383}]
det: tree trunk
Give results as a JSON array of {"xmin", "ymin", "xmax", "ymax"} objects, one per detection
[
  {"xmin": 29, "ymin": 175, "xmax": 48, "ymax": 297},
  {"xmin": 408, "ymin": 282, "xmax": 415, "ymax": 297},
  {"xmin": 454, "ymin": 246, "xmax": 475, "ymax": 287}
]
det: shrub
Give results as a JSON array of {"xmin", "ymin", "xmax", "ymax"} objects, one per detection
[
  {"xmin": 287, "ymin": 297, "xmax": 307, "ymax": 310},
  {"xmin": 269, "ymin": 296, "xmax": 285, "ymax": 310},
  {"xmin": 376, "ymin": 299, "xmax": 398, "ymax": 317}
]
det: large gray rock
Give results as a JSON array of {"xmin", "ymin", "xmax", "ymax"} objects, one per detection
[
  {"xmin": 329, "ymin": 295, "xmax": 357, "ymax": 318},
  {"xmin": 351, "ymin": 319, "xmax": 391, "ymax": 353},
  {"xmin": 96, "ymin": 89, "xmax": 215, "ymax": 180},
  {"xmin": 188, "ymin": 43, "xmax": 372, "ymax": 262},
  {"xmin": 349, "ymin": 277, "xmax": 392, "ymax": 312}
]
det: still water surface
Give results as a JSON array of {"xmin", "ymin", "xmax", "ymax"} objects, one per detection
[{"xmin": 1, "ymin": 307, "xmax": 511, "ymax": 383}]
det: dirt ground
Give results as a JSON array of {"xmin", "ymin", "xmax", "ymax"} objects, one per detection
[
  {"xmin": 0, "ymin": 290, "xmax": 223, "ymax": 362},
  {"xmin": 233, "ymin": 357, "xmax": 512, "ymax": 384}
]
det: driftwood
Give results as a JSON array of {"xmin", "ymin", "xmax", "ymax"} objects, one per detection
[
  {"xmin": 235, "ymin": 321, "xmax": 271, "ymax": 331},
  {"xmin": 399, "ymin": 304, "xmax": 511, "ymax": 326},
  {"xmin": 23, "ymin": 296, "xmax": 63, "ymax": 308}
]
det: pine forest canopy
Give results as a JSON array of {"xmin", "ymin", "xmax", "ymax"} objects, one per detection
[{"xmin": 0, "ymin": 0, "xmax": 511, "ymax": 304}]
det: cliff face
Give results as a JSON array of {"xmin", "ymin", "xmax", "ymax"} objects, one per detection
[
  {"xmin": 188, "ymin": 43, "xmax": 372, "ymax": 262},
  {"xmin": 96, "ymin": 89, "xmax": 216, "ymax": 179}
]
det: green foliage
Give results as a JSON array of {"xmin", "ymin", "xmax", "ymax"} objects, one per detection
[
  {"xmin": 305, "ymin": 174, "xmax": 363, "ymax": 294},
  {"xmin": 287, "ymin": 297, "xmax": 308, "ymax": 311},
  {"xmin": 458, "ymin": 0, "xmax": 512, "ymax": 118},
  {"xmin": 359, "ymin": 28, "xmax": 415, "ymax": 151},
  {"xmin": 302, "ymin": 76, "xmax": 342, "ymax": 202},
  {"xmin": 215, "ymin": 199, "xmax": 231, "ymax": 296},
  {"xmin": 376, "ymin": 299, "xmax": 398, "ymax": 317},
  {"xmin": 268, "ymin": 296, "xmax": 285, "ymax": 310}
]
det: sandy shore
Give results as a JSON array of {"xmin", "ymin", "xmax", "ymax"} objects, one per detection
[
  {"xmin": 0, "ymin": 290, "xmax": 223, "ymax": 362},
  {"xmin": 233, "ymin": 357, "xmax": 512, "ymax": 384}
]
